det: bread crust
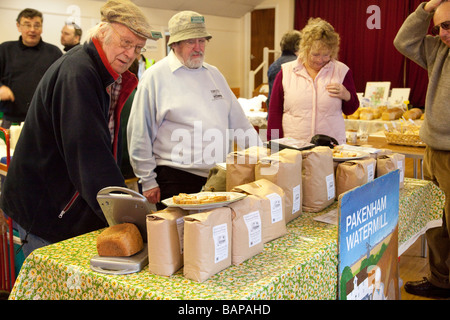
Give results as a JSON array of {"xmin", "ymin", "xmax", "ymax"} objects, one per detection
[
  {"xmin": 96, "ymin": 223, "xmax": 144, "ymax": 257},
  {"xmin": 172, "ymin": 193, "xmax": 229, "ymax": 205}
]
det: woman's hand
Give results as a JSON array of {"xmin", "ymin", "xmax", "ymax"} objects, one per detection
[{"xmin": 326, "ymin": 83, "xmax": 351, "ymax": 101}]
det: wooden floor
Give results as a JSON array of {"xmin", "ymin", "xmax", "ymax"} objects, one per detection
[{"xmin": 399, "ymin": 238, "xmax": 435, "ymax": 300}]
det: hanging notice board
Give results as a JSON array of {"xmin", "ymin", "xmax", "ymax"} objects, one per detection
[{"xmin": 338, "ymin": 170, "xmax": 400, "ymax": 300}]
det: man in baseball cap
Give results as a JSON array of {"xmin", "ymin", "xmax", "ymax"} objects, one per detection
[
  {"xmin": 127, "ymin": 11, "xmax": 261, "ymax": 210},
  {"xmin": 1, "ymin": 0, "xmax": 160, "ymax": 257}
]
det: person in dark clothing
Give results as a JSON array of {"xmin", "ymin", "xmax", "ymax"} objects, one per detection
[
  {"xmin": 0, "ymin": 8, "xmax": 62, "ymax": 128},
  {"xmin": 266, "ymin": 30, "xmax": 301, "ymax": 106},
  {"xmin": 0, "ymin": 0, "xmax": 159, "ymax": 258},
  {"xmin": 60, "ymin": 21, "xmax": 82, "ymax": 52}
]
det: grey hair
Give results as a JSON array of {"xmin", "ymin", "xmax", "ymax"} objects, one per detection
[{"xmin": 86, "ymin": 21, "xmax": 114, "ymax": 44}]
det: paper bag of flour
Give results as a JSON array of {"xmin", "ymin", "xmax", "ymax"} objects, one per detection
[
  {"xmin": 183, "ymin": 207, "xmax": 232, "ymax": 282},
  {"xmin": 226, "ymin": 146, "xmax": 269, "ymax": 191},
  {"xmin": 336, "ymin": 157, "xmax": 376, "ymax": 197},
  {"xmin": 376, "ymin": 153, "xmax": 405, "ymax": 188},
  {"xmin": 255, "ymin": 148, "xmax": 302, "ymax": 223},
  {"xmin": 232, "ymin": 179, "xmax": 286, "ymax": 243},
  {"xmin": 227, "ymin": 195, "xmax": 263, "ymax": 265},
  {"xmin": 302, "ymin": 146, "xmax": 335, "ymax": 212},
  {"xmin": 146, "ymin": 207, "xmax": 188, "ymax": 276}
]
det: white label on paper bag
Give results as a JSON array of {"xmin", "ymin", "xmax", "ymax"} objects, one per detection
[
  {"xmin": 176, "ymin": 217, "xmax": 184, "ymax": 255},
  {"xmin": 367, "ymin": 163, "xmax": 374, "ymax": 182},
  {"xmin": 243, "ymin": 210, "xmax": 262, "ymax": 247},
  {"xmin": 292, "ymin": 184, "xmax": 301, "ymax": 214},
  {"xmin": 326, "ymin": 173, "xmax": 335, "ymax": 200},
  {"xmin": 213, "ymin": 223, "xmax": 228, "ymax": 263},
  {"xmin": 397, "ymin": 160, "xmax": 404, "ymax": 182},
  {"xmin": 266, "ymin": 193, "xmax": 283, "ymax": 223}
]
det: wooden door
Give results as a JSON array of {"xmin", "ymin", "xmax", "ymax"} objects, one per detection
[{"xmin": 251, "ymin": 8, "xmax": 275, "ymax": 89}]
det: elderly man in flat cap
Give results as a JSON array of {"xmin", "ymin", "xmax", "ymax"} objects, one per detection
[
  {"xmin": 127, "ymin": 11, "xmax": 261, "ymax": 210},
  {"xmin": 1, "ymin": 0, "xmax": 160, "ymax": 257}
]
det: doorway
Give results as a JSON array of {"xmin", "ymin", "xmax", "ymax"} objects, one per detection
[{"xmin": 251, "ymin": 8, "xmax": 275, "ymax": 90}]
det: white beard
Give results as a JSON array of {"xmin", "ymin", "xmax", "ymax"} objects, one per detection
[{"xmin": 185, "ymin": 52, "xmax": 204, "ymax": 69}]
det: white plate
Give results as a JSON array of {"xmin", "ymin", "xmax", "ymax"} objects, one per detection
[
  {"xmin": 332, "ymin": 151, "xmax": 370, "ymax": 162},
  {"xmin": 162, "ymin": 192, "xmax": 247, "ymax": 210}
]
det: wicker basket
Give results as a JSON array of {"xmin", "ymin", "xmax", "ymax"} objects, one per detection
[{"xmin": 384, "ymin": 131, "xmax": 426, "ymax": 147}]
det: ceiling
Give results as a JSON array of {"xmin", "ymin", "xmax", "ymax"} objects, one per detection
[{"xmin": 130, "ymin": 0, "xmax": 267, "ymax": 18}]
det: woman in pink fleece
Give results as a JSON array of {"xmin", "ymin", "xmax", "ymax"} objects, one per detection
[{"xmin": 267, "ymin": 17, "xmax": 359, "ymax": 145}]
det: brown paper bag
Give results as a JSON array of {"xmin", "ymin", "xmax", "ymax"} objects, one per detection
[
  {"xmin": 183, "ymin": 207, "xmax": 232, "ymax": 282},
  {"xmin": 232, "ymin": 179, "xmax": 286, "ymax": 243},
  {"xmin": 227, "ymin": 195, "xmax": 263, "ymax": 265},
  {"xmin": 226, "ymin": 146, "xmax": 269, "ymax": 191},
  {"xmin": 146, "ymin": 207, "xmax": 188, "ymax": 276},
  {"xmin": 302, "ymin": 146, "xmax": 335, "ymax": 212},
  {"xmin": 255, "ymin": 148, "xmax": 302, "ymax": 223},
  {"xmin": 376, "ymin": 153, "xmax": 405, "ymax": 188},
  {"xmin": 336, "ymin": 157, "xmax": 376, "ymax": 197}
]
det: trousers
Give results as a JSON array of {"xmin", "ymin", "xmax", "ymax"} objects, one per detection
[
  {"xmin": 17, "ymin": 224, "xmax": 52, "ymax": 258},
  {"xmin": 423, "ymin": 146, "xmax": 450, "ymax": 289},
  {"xmin": 154, "ymin": 166, "xmax": 207, "ymax": 211}
]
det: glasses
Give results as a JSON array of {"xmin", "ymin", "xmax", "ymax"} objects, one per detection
[
  {"xmin": 431, "ymin": 21, "xmax": 450, "ymax": 36},
  {"xmin": 111, "ymin": 26, "xmax": 146, "ymax": 54},
  {"xmin": 20, "ymin": 23, "xmax": 42, "ymax": 30},
  {"xmin": 182, "ymin": 38, "xmax": 208, "ymax": 48}
]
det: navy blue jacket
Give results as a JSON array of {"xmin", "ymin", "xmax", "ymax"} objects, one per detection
[
  {"xmin": 1, "ymin": 39, "xmax": 136, "ymax": 243},
  {"xmin": 0, "ymin": 37, "xmax": 62, "ymax": 122}
]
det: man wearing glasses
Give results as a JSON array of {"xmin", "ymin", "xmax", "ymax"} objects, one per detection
[
  {"xmin": 127, "ymin": 11, "xmax": 261, "ymax": 210},
  {"xmin": 0, "ymin": 8, "xmax": 62, "ymax": 128},
  {"xmin": 1, "ymin": 0, "xmax": 160, "ymax": 257},
  {"xmin": 394, "ymin": 0, "xmax": 450, "ymax": 298}
]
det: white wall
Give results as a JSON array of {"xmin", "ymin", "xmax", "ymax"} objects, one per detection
[{"xmin": 0, "ymin": 0, "xmax": 295, "ymax": 98}]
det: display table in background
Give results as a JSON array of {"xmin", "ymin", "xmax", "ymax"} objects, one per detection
[
  {"xmin": 365, "ymin": 136, "xmax": 425, "ymax": 179},
  {"xmin": 9, "ymin": 179, "xmax": 444, "ymax": 300},
  {"xmin": 344, "ymin": 119, "xmax": 423, "ymax": 136}
]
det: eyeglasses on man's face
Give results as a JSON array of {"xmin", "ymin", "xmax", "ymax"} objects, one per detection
[
  {"xmin": 111, "ymin": 26, "xmax": 146, "ymax": 54},
  {"xmin": 431, "ymin": 21, "xmax": 450, "ymax": 36},
  {"xmin": 182, "ymin": 38, "xmax": 208, "ymax": 49},
  {"xmin": 20, "ymin": 23, "xmax": 42, "ymax": 30}
]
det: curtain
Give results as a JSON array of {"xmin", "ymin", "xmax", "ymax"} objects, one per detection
[{"xmin": 294, "ymin": 0, "xmax": 428, "ymax": 107}]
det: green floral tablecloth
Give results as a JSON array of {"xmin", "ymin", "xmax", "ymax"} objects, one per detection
[{"xmin": 9, "ymin": 178, "xmax": 444, "ymax": 300}]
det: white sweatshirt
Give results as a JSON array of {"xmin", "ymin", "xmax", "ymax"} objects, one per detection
[{"xmin": 127, "ymin": 50, "xmax": 261, "ymax": 191}]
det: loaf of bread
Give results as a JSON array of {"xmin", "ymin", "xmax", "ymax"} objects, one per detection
[
  {"xmin": 347, "ymin": 108, "xmax": 360, "ymax": 119},
  {"xmin": 381, "ymin": 107, "xmax": 403, "ymax": 120},
  {"xmin": 359, "ymin": 108, "xmax": 374, "ymax": 120},
  {"xmin": 403, "ymin": 108, "xmax": 423, "ymax": 120},
  {"xmin": 372, "ymin": 106, "xmax": 387, "ymax": 119},
  {"xmin": 96, "ymin": 223, "xmax": 144, "ymax": 257}
]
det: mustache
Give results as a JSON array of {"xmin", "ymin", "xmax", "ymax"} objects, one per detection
[{"xmin": 191, "ymin": 51, "xmax": 204, "ymax": 57}]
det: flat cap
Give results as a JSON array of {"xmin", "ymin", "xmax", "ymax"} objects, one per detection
[
  {"xmin": 168, "ymin": 11, "xmax": 212, "ymax": 46},
  {"xmin": 101, "ymin": 0, "xmax": 161, "ymax": 40}
]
